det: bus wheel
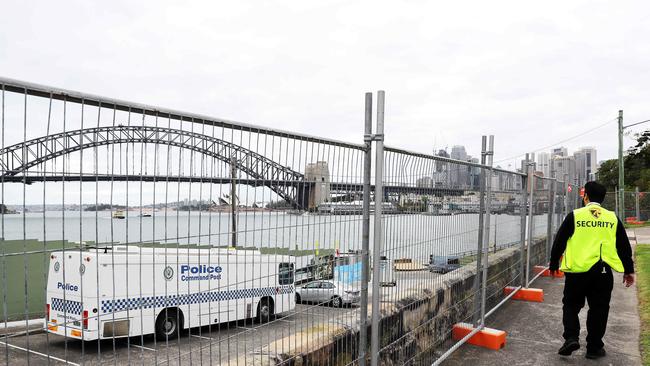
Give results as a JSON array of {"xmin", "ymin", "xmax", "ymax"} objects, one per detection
[
  {"xmin": 155, "ymin": 308, "xmax": 182, "ymax": 341},
  {"xmin": 257, "ymin": 298, "xmax": 274, "ymax": 323},
  {"xmin": 331, "ymin": 296, "xmax": 342, "ymax": 308}
]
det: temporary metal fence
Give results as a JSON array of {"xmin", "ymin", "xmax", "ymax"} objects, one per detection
[
  {"xmin": 604, "ymin": 188, "xmax": 650, "ymax": 222},
  {"xmin": 0, "ymin": 78, "xmax": 568, "ymax": 365}
]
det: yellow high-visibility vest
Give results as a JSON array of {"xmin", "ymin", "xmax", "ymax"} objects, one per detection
[{"xmin": 560, "ymin": 204, "xmax": 624, "ymax": 273}]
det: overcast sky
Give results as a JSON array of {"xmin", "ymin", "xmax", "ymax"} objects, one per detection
[{"xmin": 1, "ymin": 1, "xmax": 650, "ymax": 172}]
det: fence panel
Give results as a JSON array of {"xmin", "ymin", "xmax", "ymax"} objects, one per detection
[
  {"xmin": 635, "ymin": 191, "xmax": 650, "ymax": 221},
  {"xmin": 0, "ymin": 79, "xmax": 553, "ymax": 365},
  {"xmin": 371, "ymin": 138, "xmax": 529, "ymax": 364},
  {"xmin": 0, "ymin": 78, "xmax": 376, "ymax": 365}
]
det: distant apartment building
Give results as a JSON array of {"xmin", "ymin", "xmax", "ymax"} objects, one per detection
[
  {"xmin": 520, "ymin": 153, "xmax": 536, "ymax": 174},
  {"xmin": 551, "ymin": 147, "xmax": 568, "ymax": 157},
  {"xmin": 578, "ymin": 147, "xmax": 598, "ymax": 181},
  {"xmin": 552, "ymin": 155, "xmax": 577, "ymax": 185},
  {"xmin": 450, "ymin": 145, "xmax": 469, "ymax": 188},
  {"xmin": 537, "ymin": 152, "xmax": 551, "ymax": 178},
  {"xmin": 435, "ymin": 149, "xmax": 449, "ymax": 172},
  {"xmin": 469, "ymin": 157, "xmax": 481, "ymax": 190},
  {"xmin": 573, "ymin": 150, "xmax": 587, "ymax": 185},
  {"xmin": 565, "ymin": 147, "xmax": 599, "ymax": 186},
  {"xmin": 432, "ymin": 149, "xmax": 452, "ymax": 187},
  {"xmin": 416, "ymin": 176, "xmax": 434, "ymax": 188}
]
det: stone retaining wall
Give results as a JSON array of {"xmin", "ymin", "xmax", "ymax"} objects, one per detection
[{"xmin": 239, "ymin": 238, "xmax": 547, "ymax": 365}]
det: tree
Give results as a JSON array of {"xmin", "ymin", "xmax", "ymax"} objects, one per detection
[
  {"xmin": 598, "ymin": 131, "xmax": 650, "ymax": 192},
  {"xmin": 597, "ymin": 130, "xmax": 650, "ymax": 219},
  {"xmin": 596, "ymin": 159, "xmax": 618, "ymax": 190}
]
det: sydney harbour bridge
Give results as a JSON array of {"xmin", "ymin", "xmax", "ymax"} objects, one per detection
[{"xmin": 0, "ymin": 77, "xmax": 464, "ymax": 210}]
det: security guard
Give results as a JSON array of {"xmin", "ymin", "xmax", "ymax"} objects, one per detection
[{"xmin": 549, "ymin": 181, "xmax": 634, "ymax": 360}]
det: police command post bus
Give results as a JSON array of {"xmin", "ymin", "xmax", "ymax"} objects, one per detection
[{"xmin": 45, "ymin": 246, "xmax": 295, "ymax": 341}]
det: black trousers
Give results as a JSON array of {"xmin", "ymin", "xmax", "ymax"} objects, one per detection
[{"xmin": 562, "ymin": 262, "xmax": 614, "ymax": 351}]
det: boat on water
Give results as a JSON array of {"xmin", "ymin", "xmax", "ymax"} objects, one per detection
[{"xmin": 112, "ymin": 210, "xmax": 126, "ymax": 219}]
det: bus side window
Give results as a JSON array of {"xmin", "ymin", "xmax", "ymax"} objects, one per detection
[{"xmin": 279, "ymin": 263, "xmax": 294, "ymax": 285}]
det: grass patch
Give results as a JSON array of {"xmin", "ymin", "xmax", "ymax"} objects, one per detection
[
  {"xmin": 636, "ymin": 244, "xmax": 650, "ymax": 366},
  {"xmin": 0, "ymin": 239, "xmax": 76, "ymax": 321},
  {"xmin": 0, "ymin": 240, "xmax": 336, "ymax": 321}
]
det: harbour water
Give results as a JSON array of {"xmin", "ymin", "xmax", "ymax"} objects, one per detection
[{"xmin": 0, "ymin": 211, "xmax": 549, "ymax": 262}]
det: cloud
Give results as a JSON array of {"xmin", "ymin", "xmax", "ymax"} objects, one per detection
[{"xmin": 1, "ymin": 0, "xmax": 649, "ymax": 203}]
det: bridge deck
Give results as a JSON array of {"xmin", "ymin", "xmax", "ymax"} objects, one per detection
[{"xmin": 4, "ymin": 174, "xmax": 465, "ymax": 196}]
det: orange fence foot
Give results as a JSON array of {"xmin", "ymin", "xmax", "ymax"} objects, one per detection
[
  {"xmin": 504, "ymin": 286, "xmax": 544, "ymax": 302},
  {"xmin": 533, "ymin": 265, "xmax": 564, "ymax": 278},
  {"xmin": 452, "ymin": 323, "xmax": 506, "ymax": 350}
]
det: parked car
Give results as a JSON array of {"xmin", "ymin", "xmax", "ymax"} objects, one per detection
[
  {"xmin": 429, "ymin": 255, "xmax": 461, "ymax": 274},
  {"xmin": 295, "ymin": 280, "xmax": 360, "ymax": 307}
]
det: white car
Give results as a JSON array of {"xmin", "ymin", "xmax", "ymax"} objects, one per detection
[{"xmin": 295, "ymin": 280, "xmax": 360, "ymax": 308}]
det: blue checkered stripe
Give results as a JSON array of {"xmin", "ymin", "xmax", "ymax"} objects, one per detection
[
  {"xmin": 100, "ymin": 285, "xmax": 294, "ymax": 314},
  {"xmin": 51, "ymin": 297, "xmax": 82, "ymax": 315}
]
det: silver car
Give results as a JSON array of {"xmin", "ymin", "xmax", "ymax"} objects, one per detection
[
  {"xmin": 295, "ymin": 280, "xmax": 360, "ymax": 308},
  {"xmin": 429, "ymin": 255, "xmax": 461, "ymax": 274}
]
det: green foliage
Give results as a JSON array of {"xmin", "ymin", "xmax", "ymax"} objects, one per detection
[
  {"xmin": 598, "ymin": 131, "xmax": 650, "ymax": 218},
  {"xmin": 596, "ymin": 159, "xmax": 619, "ymax": 190},
  {"xmin": 266, "ymin": 200, "xmax": 293, "ymax": 209},
  {"xmin": 598, "ymin": 131, "xmax": 650, "ymax": 192}
]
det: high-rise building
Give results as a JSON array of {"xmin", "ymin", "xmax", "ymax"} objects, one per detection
[
  {"xmin": 450, "ymin": 145, "xmax": 468, "ymax": 161},
  {"xmin": 469, "ymin": 157, "xmax": 480, "ymax": 190},
  {"xmin": 552, "ymin": 156, "xmax": 577, "ymax": 185},
  {"xmin": 570, "ymin": 147, "xmax": 598, "ymax": 185},
  {"xmin": 537, "ymin": 152, "xmax": 551, "ymax": 178},
  {"xmin": 416, "ymin": 176, "xmax": 434, "ymax": 188},
  {"xmin": 579, "ymin": 147, "xmax": 598, "ymax": 181},
  {"xmin": 573, "ymin": 150, "xmax": 587, "ymax": 186},
  {"xmin": 435, "ymin": 149, "xmax": 449, "ymax": 172},
  {"xmin": 450, "ymin": 145, "xmax": 468, "ymax": 188},
  {"xmin": 520, "ymin": 153, "xmax": 536, "ymax": 174},
  {"xmin": 551, "ymin": 147, "xmax": 568, "ymax": 157}
]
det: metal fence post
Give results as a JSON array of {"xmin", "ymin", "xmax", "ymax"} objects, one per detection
[
  {"xmin": 370, "ymin": 90, "xmax": 385, "ymax": 366},
  {"xmin": 556, "ymin": 180, "xmax": 563, "ymax": 232},
  {"xmin": 473, "ymin": 136, "xmax": 487, "ymax": 326},
  {"xmin": 519, "ymin": 155, "xmax": 529, "ymax": 288},
  {"xmin": 615, "ymin": 188, "xmax": 619, "ymax": 218},
  {"xmin": 525, "ymin": 161, "xmax": 535, "ymax": 287},
  {"xmin": 230, "ymin": 156, "xmax": 238, "ymax": 248},
  {"xmin": 546, "ymin": 179, "xmax": 556, "ymax": 261},
  {"xmin": 564, "ymin": 175, "xmax": 569, "ymax": 214},
  {"xmin": 634, "ymin": 187, "xmax": 641, "ymax": 221},
  {"xmin": 359, "ymin": 92, "xmax": 372, "ymax": 366},
  {"xmin": 480, "ymin": 136, "xmax": 494, "ymax": 325}
]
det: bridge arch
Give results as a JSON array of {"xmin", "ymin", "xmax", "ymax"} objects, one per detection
[{"xmin": 0, "ymin": 125, "xmax": 308, "ymax": 208}]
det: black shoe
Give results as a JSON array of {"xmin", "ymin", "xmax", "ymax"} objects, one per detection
[
  {"xmin": 558, "ymin": 339, "xmax": 580, "ymax": 356},
  {"xmin": 585, "ymin": 348, "xmax": 606, "ymax": 359}
]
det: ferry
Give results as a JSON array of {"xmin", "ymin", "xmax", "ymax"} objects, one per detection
[{"xmin": 112, "ymin": 210, "xmax": 126, "ymax": 219}]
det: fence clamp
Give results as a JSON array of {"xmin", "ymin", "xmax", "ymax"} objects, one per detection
[{"xmin": 364, "ymin": 133, "xmax": 384, "ymax": 142}]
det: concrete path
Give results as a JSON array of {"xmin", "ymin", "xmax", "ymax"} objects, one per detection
[
  {"xmin": 631, "ymin": 226, "xmax": 650, "ymax": 244},
  {"xmin": 444, "ymin": 236, "xmax": 643, "ymax": 365}
]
